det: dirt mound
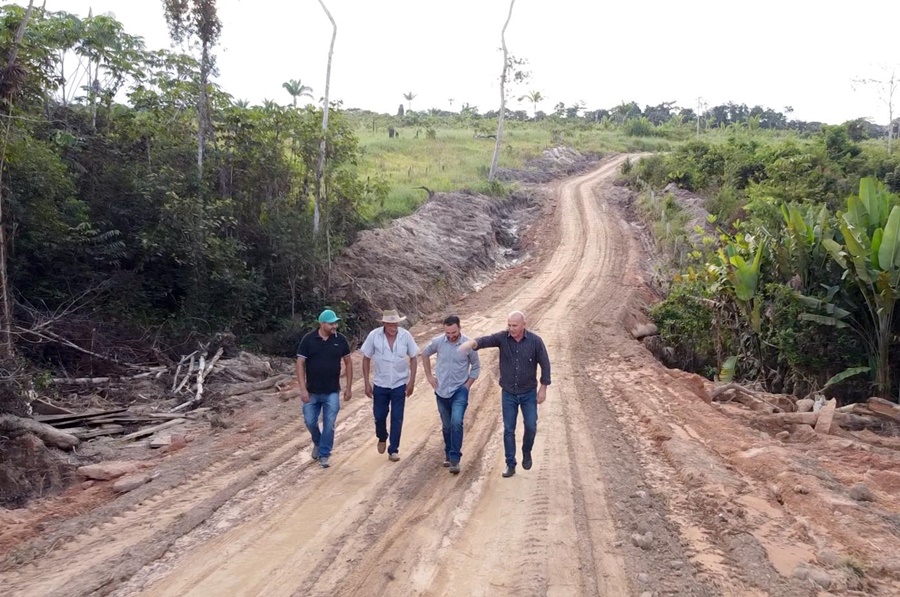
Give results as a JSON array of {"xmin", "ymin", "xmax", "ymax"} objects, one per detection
[
  {"xmin": 332, "ymin": 189, "xmax": 541, "ymax": 329},
  {"xmin": 493, "ymin": 146, "xmax": 600, "ymax": 183}
]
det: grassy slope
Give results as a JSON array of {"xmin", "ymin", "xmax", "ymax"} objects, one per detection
[{"xmin": 352, "ymin": 120, "xmax": 675, "ymax": 220}]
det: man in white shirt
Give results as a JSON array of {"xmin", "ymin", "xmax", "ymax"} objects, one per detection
[{"xmin": 361, "ymin": 309, "xmax": 419, "ymax": 461}]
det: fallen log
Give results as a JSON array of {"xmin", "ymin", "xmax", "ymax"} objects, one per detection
[
  {"xmin": 760, "ymin": 411, "xmax": 880, "ymax": 431},
  {"xmin": 35, "ymin": 408, "xmax": 128, "ymax": 425},
  {"xmin": 711, "ymin": 382, "xmax": 783, "ymax": 413},
  {"xmin": 220, "ymin": 374, "xmax": 292, "ymax": 398},
  {"xmin": 120, "ymin": 419, "xmax": 185, "ymax": 441},
  {"xmin": 866, "ymin": 397, "xmax": 900, "ymax": 423},
  {"xmin": 0, "ymin": 414, "xmax": 80, "ymax": 449},
  {"xmin": 73, "ymin": 425, "xmax": 126, "ymax": 440}
]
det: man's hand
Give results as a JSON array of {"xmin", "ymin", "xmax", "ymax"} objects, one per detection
[
  {"xmin": 343, "ymin": 387, "xmax": 352, "ymax": 402},
  {"xmin": 406, "ymin": 383, "xmax": 415, "ymax": 397},
  {"xmin": 537, "ymin": 385, "xmax": 547, "ymax": 405},
  {"xmin": 300, "ymin": 388, "xmax": 310, "ymax": 404},
  {"xmin": 427, "ymin": 374, "xmax": 438, "ymax": 391},
  {"xmin": 365, "ymin": 381, "xmax": 373, "ymax": 399}
]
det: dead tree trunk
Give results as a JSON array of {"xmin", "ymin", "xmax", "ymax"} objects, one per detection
[
  {"xmin": 315, "ymin": 0, "xmax": 337, "ymax": 237},
  {"xmin": 488, "ymin": 0, "xmax": 515, "ymax": 182}
]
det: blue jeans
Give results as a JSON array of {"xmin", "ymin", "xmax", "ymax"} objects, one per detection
[
  {"xmin": 303, "ymin": 392, "xmax": 340, "ymax": 458},
  {"xmin": 436, "ymin": 386, "xmax": 469, "ymax": 463},
  {"xmin": 501, "ymin": 389, "xmax": 538, "ymax": 467},
  {"xmin": 373, "ymin": 384, "xmax": 406, "ymax": 454}
]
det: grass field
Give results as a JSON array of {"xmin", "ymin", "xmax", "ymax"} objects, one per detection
[
  {"xmin": 352, "ymin": 122, "xmax": 675, "ymax": 220},
  {"xmin": 347, "ymin": 115, "xmax": 819, "ymax": 221}
]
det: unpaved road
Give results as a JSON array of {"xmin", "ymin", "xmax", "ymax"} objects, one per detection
[{"xmin": 3, "ymin": 156, "xmax": 900, "ymax": 596}]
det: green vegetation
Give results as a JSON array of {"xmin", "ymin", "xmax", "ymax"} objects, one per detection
[{"xmin": 636, "ymin": 123, "xmax": 900, "ymax": 401}]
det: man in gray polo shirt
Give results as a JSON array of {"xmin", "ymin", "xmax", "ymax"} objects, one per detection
[{"xmin": 421, "ymin": 315, "xmax": 481, "ymax": 474}]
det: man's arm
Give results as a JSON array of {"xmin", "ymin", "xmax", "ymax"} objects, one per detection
[
  {"xmin": 362, "ymin": 356, "xmax": 373, "ymax": 398},
  {"xmin": 296, "ymin": 357, "xmax": 310, "ymax": 403},
  {"xmin": 465, "ymin": 348, "xmax": 481, "ymax": 389},
  {"xmin": 536, "ymin": 338, "xmax": 551, "ymax": 404},
  {"xmin": 406, "ymin": 354, "xmax": 418, "ymax": 397},
  {"xmin": 421, "ymin": 338, "xmax": 438, "ymax": 390},
  {"xmin": 459, "ymin": 331, "xmax": 503, "ymax": 353},
  {"xmin": 422, "ymin": 352, "xmax": 437, "ymax": 390},
  {"xmin": 342, "ymin": 355, "xmax": 353, "ymax": 400}
]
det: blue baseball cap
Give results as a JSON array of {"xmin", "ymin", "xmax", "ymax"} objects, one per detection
[{"xmin": 318, "ymin": 309, "xmax": 340, "ymax": 324}]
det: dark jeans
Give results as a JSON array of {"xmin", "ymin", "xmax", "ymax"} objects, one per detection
[
  {"xmin": 501, "ymin": 389, "xmax": 537, "ymax": 467},
  {"xmin": 373, "ymin": 384, "xmax": 406, "ymax": 454},
  {"xmin": 436, "ymin": 385, "xmax": 469, "ymax": 463},
  {"xmin": 302, "ymin": 392, "xmax": 340, "ymax": 458}
]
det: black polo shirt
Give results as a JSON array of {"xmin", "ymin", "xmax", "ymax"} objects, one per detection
[{"xmin": 297, "ymin": 330, "xmax": 351, "ymax": 394}]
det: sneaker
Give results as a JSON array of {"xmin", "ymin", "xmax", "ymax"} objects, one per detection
[
  {"xmin": 522, "ymin": 452, "xmax": 532, "ymax": 470},
  {"xmin": 449, "ymin": 462, "xmax": 460, "ymax": 474},
  {"xmin": 319, "ymin": 456, "xmax": 330, "ymax": 468},
  {"xmin": 442, "ymin": 459, "xmax": 451, "ymax": 468},
  {"xmin": 377, "ymin": 441, "xmax": 386, "ymax": 454},
  {"xmin": 311, "ymin": 443, "xmax": 320, "ymax": 460},
  {"xmin": 388, "ymin": 452, "xmax": 400, "ymax": 462},
  {"xmin": 502, "ymin": 465, "xmax": 516, "ymax": 478}
]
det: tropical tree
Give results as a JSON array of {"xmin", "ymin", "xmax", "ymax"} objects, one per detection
[
  {"xmin": 402, "ymin": 91, "xmax": 416, "ymax": 111},
  {"xmin": 282, "ymin": 78, "xmax": 313, "ymax": 108},
  {"xmin": 519, "ymin": 90, "xmax": 543, "ymax": 117}
]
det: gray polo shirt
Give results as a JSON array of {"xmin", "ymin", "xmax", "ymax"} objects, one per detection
[
  {"xmin": 421, "ymin": 333, "xmax": 481, "ymax": 399},
  {"xmin": 474, "ymin": 330, "xmax": 551, "ymax": 394}
]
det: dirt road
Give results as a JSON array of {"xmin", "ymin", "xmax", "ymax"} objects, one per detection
[{"xmin": 4, "ymin": 156, "xmax": 900, "ymax": 596}]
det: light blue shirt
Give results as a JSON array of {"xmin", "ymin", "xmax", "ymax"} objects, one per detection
[{"xmin": 421, "ymin": 333, "xmax": 481, "ymax": 398}]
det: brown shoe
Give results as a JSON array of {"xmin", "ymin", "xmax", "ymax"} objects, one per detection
[
  {"xmin": 377, "ymin": 441, "xmax": 386, "ymax": 454},
  {"xmin": 388, "ymin": 452, "xmax": 400, "ymax": 462}
]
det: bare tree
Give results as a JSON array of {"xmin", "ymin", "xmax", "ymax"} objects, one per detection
[
  {"xmin": 315, "ymin": 0, "xmax": 337, "ymax": 237},
  {"xmin": 488, "ymin": 0, "xmax": 516, "ymax": 182},
  {"xmin": 854, "ymin": 67, "xmax": 898, "ymax": 155}
]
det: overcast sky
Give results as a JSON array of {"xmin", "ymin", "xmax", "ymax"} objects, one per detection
[{"xmin": 44, "ymin": 0, "xmax": 900, "ymax": 124}]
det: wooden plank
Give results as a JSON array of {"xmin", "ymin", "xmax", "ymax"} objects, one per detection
[
  {"xmin": 814, "ymin": 398, "xmax": 837, "ymax": 434},
  {"xmin": 120, "ymin": 419, "xmax": 185, "ymax": 441}
]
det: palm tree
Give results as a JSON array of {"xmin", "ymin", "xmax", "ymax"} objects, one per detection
[
  {"xmin": 282, "ymin": 78, "xmax": 313, "ymax": 108},
  {"xmin": 519, "ymin": 90, "xmax": 543, "ymax": 117},
  {"xmin": 403, "ymin": 91, "xmax": 417, "ymax": 111}
]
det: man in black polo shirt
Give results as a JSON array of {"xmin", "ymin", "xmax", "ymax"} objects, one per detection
[
  {"xmin": 459, "ymin": 310, "xmax": 550, "ymax": 478},
  {"xmin": 297, "ymin": 309, "xmax": 353, "ymax": 468}
]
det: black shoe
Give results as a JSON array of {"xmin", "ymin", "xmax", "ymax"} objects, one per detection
[
  {"xmin": 449, "ymin": 461, "xmax": 460, "ymax": 474},
  {"xmin": 522, "ymin": 452, "xmax": 532, "ymax": 470},
  {"xmin": 502, "ymin": 465, "xmax": 516, "ymax": 478}
]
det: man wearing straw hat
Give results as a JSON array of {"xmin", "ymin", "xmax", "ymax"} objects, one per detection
[{"xmin": 361, "ymin": 309, "xmax": 419, "ymax": 461}]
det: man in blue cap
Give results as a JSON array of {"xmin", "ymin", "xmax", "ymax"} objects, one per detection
[{"xmin": 296, "ymin": 308, "xmax": 353, "ymax": 468}]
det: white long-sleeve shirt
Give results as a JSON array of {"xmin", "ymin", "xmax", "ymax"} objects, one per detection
[{"xmin": 361, "ymin": 327, "xmax": 419, "ymax": 389}]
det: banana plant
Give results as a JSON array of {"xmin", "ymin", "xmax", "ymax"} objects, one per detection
[
  {"xmin": 775, "ymin": 202, "xmax": 832, "ymax": 290},
  {"xmin": 819, "ymin": 177, "xmax": 900, "ymax": 399}
]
